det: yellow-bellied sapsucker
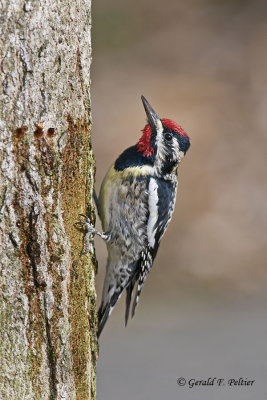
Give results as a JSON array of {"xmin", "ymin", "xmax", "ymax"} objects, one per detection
[{"xmin": 78, "ymin": 96, "xmax": 190, "ymax": 337}]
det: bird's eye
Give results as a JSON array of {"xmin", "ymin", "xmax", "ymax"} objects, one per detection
[{"xmin": 164, "ymin": 133, "xmax": 172, "ymax": 141}]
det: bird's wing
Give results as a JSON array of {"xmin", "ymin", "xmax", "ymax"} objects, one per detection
[
  {"xmin": 131, "ymin": 177, "xmax": 177, "ymax": 317},
  {"xmin": 146, "ymin": 176, "xmax": 177, "ymax": 248},
  {"xmin": 131, "ymin": 246, "xmax": 155, "ymax": 318}
]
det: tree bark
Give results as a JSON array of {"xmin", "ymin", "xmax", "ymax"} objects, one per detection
[{"xmin": 0, "ymin": 1, "xmax": 97, "ymax": 399}]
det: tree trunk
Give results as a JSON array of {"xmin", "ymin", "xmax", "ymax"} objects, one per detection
[{"xmin": 0, "ymin": 1, "xmax": 97, "ymax": 399}]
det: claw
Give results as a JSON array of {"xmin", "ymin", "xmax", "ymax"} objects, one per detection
[
  {"xmin": 81, "ymin": 243, "xmax": 90, "ymax": 255},
  {"xmin": 75, "ymin": 214, "xmax": 95, "ymax": 255},
  {"xmin": 74, "ymin": 221, "xmax": 84, "ymax": 229},
  {"xmin": 75, "ymin": 213, "xmax": 110, "ymax": 255},
  {"xmin": 76, "ymin": 214, "xmax": 94, "ymax": 232},
  {"xmin": 78, "ymin": 213, "xmax": 90, "ymax": 222}
]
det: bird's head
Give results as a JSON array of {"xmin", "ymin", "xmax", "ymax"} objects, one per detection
[{"xmin": 137, "ymin": 96, "xmax": 190, "ymax": 175}]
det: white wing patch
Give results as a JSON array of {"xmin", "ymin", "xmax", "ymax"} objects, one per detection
[{"xmin": 147, "ymin": 178, "xmax": 158, "ymax": 247}]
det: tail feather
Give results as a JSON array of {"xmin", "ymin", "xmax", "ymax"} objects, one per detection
[
  {"xmin": 97, "ymin": 303, "xmax": 112, "ymax": 338},
  {"xmin": 125, "ymin": 282, "xmax": 134, "ymax": 326},
  {"xmin": 131, "ymin": 279, "xmax": 146, "ymax": 318},
  {"xmin": 98, "ymin": 260, "xmax": 140, "ymax": 336},
  {"xmin": 97, "ymin": 290, "xmax": 122, "ymax": 337}
]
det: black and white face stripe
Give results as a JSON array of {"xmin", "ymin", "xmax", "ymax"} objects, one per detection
[
  {"xmin": 161, "ymin": 125, "xmax": 190, "ymax": 155},
  {"xmin": 151, "ymin": 122, "xmax": 182, "ymax": 178}
]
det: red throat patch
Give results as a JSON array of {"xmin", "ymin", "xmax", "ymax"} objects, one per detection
[{"xmin": 137, "ymin": 119, "xmax": 189, "ymax": 157}]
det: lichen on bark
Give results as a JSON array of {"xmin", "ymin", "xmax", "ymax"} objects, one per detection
[{"xmin": 0, "ymin": 1, "xmax": 97, "ymax": 399}]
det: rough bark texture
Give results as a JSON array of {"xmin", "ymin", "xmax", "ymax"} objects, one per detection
[{"xmin": 0, "ymin": 1, "xmax": 97, "ymax": 399}]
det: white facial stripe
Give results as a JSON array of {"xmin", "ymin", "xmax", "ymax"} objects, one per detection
[
  {"xmin": 155, "ymin": 120, "xmax": 164, "ymax": 159},
  {"xmin": 147, "ymin": 177, "xmax": 158, "ymax": 247},
  {"xmin": 156, "ymin": 118, "xmax": 163, "ymax": 132},
  {"xmin": 154, "ymin": 120, "xmax": 169, "ymax": 171}
]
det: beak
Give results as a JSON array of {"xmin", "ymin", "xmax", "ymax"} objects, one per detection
[{"xmin": 141, "ymin": 95, "xmax": 161, "ymax": 131}]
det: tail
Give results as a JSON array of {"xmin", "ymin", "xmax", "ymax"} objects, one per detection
[
  {"xmin": 125, "ymin": 282, "xmax": 134, "ymax": 327},
  {"xmin": 97, "ymin": 303, "xmax": 112, "ymax": 338},
  {"xmin": 125, "ymin": 271, "xmax": 138, "ymax": 326},
  {"xmin": 97, "ymin": 260, "xmax": 139, "ymax": 337},
  {"xmin": 97, "ymin": 291, "xmax": 122, "ymax": 338},
  {"xmin": 131, "ymin": 277, "xmax": 146, "ymax": 318},
  {"xmin": 98, "ymin": 280, "xmax": 137, "ymax": 336}
]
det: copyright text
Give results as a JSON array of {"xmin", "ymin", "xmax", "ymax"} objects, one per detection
[{"xmin": 177, "ymin": 377, "xmax": 255, "ymax": 388}]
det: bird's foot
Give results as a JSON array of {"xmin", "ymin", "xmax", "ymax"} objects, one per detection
[
  {"xmin": 75, "ymin": 214, "xmax": 95, "ymax": 255},
  {"xmin": 75, "ymin": 214, "xmax": 111, "ymax": 254}
]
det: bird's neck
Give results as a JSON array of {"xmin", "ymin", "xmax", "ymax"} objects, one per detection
[{"xmin": 152, "ymin": 157, "xmax": 179, "ymax": 183}]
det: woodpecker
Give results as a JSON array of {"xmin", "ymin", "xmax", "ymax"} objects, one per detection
[{"xmin": 77, "ymin": 96, "xmax": 190, "ymax": 337}]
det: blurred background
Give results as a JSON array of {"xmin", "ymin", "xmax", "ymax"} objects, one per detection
[{"xmin": 91, "ymin": 0, "xmax": 267, "ymax": 398}]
